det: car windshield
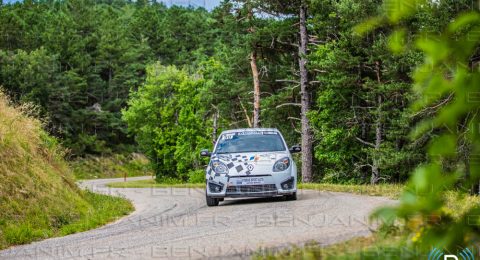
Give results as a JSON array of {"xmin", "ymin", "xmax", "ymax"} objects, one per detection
[{"xmin": 214, "ymin": 131, "xmax": 286, "ymax": 154}]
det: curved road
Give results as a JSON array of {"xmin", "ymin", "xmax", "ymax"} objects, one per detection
[{"xmin": 0, "ymin": 177, "xmax": 393, "ymax": 259}]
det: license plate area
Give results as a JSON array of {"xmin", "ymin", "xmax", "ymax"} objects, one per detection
[{"xmin": 235, "ymin": 177, "xmax": 265, "ymax": 185}]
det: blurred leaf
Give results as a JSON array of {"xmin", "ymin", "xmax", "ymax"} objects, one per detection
[
  {"xmin": 416, "ymin": 37, "xmax": 449, "ymax": 65},
  {"xmin": 409, "ymin": 120, "xmax": 434, "ymax": 140},
  {"xmin": 412, "ymin": 74, "xmax": 451, "ymax": 113},
  {"xmin": 428, "ymin": 135, "xmax": 457, "ymax": 158},
  {"xmin": 384, "ymin": 0, "xmax": 426, "ymax": 23},
  {"xmin": 370, "ymin": 207, "xmax": 397, "ymax": 226},
  {"xmin": 448, "ymin": 12, "xmax": 480, "ymax": 33},
  {"xmin": 388, "ymin": 29, "xmax": 407, "ymax": 54},
  {"xmin": 410, "ymin": 165, "xmax": 435, "ymax": 192},
  {"xmin": 353, "ymin": 17, "xmax": 383, "ymax": 36}
]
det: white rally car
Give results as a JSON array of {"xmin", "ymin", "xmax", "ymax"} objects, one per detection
[{"xmin": 200, "ymin": 128, "xmax": 301, "ymax": 206}]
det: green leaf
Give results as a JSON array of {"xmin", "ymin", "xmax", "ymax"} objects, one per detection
[
  {"xmin": 428, "ymin": 135, "xmax": 457, "ymax": 158},
  {"xmin": 416, "ymin": 37, "xmax": 449, "ymax": 64},
  {"xmin": 448, "ymin": 12, "xmax": 480, "ymax": 33},
  {"xmin": 353, "ymin": 17, "xmax": 383, "ymax": 36},
  {"xmin": 384, "ymin": 0, "xmax": 425, "ymax": 23},
  {"xmin": 370, "ymin": 207, "xmax": 397, "ymax": 225},
  {"xmin": 409, "ymin": 120, "xmax": 433, "ymax": 139},
  {"xmin": 388, "ymin": 29, "xmax": 407, "ymax": 54}
]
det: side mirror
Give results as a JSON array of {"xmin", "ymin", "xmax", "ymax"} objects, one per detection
[
  {"xmin": 289, "ymin": 145, "xmax": 301, "ymax": 153},
  {"xmin": 200, "ymin": 149, "xmax": 211, "ymax": 157}
]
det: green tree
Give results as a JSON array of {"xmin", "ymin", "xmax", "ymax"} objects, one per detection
[
  {"xmin": 122, "ymin": 64, "xmax": 210, "ymax": 179},
  {"xmin": 303, "ymin": 0, "xmax": 432, "ymax": 184}
]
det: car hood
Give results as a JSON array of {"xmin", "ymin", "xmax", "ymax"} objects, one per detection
[{"xmin": 211, "ymin": 151, "xmax": 289, "ymax": 176}]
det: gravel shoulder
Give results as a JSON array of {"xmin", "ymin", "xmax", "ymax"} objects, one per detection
[{"xmin": 0, "ymin": 177, "xmax": 394, "ymax": 259}]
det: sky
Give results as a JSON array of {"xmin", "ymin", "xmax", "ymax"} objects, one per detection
[
  {"xmin": 161, "ymin": 0, "xmax": 221, "ymax": 10},
  {"xmin": 2, "ymin": 0, "xmax": 222, "ymax": 10}
]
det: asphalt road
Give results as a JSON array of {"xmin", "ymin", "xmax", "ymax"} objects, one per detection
[{"xmin": 0, "ymin": 177, "xmax": 394, "ymax": 259}]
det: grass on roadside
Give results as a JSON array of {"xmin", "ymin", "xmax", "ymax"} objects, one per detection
[
  {"xmin": 57, "ymin": 191, "xmax": 133, "ymax": 236},
  {"xmin": 298, "ymin": 183, "xmax": 403, "ymax": 199},
  {"xmin": 2, "ymin": 191, "xmax": 133, "ymax": 248},
  {"xmin": 70, "ymin": 153, "xmax": 153, "ymax": 180}
]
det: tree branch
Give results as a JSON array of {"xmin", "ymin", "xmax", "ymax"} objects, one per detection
[
  {"xmin": 355, "ymin": 137, "xmax": 375, "ymax": 148},
  {"xmin": 280, "ymin": 84, "xmax": 300, "ymax": 91},
  {"xmin": 276, "ymin": 39, "xmax": 299, "ymax": 48},
  {"xmin": 411, "ymin": 93, "xmax": 454, "ymax": 118},
  {"xmin": 276, "ymin": 79, "xmax": 300, "ymax": 84},
  {"xmin": 276, "ymin": 103, "xmax": 302, "ymax": 109}
]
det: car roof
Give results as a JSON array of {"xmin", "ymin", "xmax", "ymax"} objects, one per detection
[{"xmin": 221, "ymin": 128, "xmax": 279, "ymax": 134}]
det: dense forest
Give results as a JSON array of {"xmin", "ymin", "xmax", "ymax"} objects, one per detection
[{"xmin": 0, "ymin": 0, "xmax": 477, "ymax": 185}]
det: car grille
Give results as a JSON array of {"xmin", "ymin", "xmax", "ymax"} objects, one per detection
[{"xmin": 226, "ymin": 184, "xmax": 277, "ymax": 193}]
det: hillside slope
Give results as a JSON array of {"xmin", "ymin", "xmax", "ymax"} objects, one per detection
[{"xmin": 0, "ymin": 93, "xmax": 133, "ymax": 249}]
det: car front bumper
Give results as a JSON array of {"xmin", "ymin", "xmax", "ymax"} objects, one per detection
[{"xmin": 206, "ymin": 172, "xmax": 296, "ymax": 198}]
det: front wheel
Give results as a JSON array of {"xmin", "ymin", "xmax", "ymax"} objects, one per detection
[
  {"xmin": 285, "ymin": 192, "xmax": 297, "ymax": 201},
  {"xmin": 206, "ymin": 195, "xmax": 219, "ymax": 206}
]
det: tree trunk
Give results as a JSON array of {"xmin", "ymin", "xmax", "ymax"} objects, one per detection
[
  {"xmin": 238, "ymin": 96, "xmax": 253, "ymax": 127},
  {"xmin": 371, "ymin": 61, "xmax": 382, "ymax": 185},
  {"xmin": 212, "ymin": 105, "xmax": 219, "ymax": 144},
  {"xmin": 371, "ymin": 98, "xmax": 382, "ymax": 185},
  {"xmin": 250, "ymin": 50, "xmax": 261, "ymax": 128},
  {"xmin": 299, "ymin": 2, "xmax": 313, "ymax": 183}
]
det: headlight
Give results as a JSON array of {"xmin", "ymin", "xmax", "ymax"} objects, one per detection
[
  {"xmin": 212, "ymin": 161, "xmax": 228, "ymax": 174},
  {"xmin": 273, "ymin": 157, "xmax": 290, "ymax": 172}
]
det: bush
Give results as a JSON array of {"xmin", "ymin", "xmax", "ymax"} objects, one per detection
[{"xmin": 187, "ymin": 170, "xmax": 205, "ymax": 184}]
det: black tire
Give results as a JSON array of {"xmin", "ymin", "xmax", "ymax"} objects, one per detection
[
  {"xmin": 285, "ymin": 192, "xmax": 297, "ymax": 201},
  {"xmin": 206, "ymin": 195, "xmax": 219, "ymax": 206}
]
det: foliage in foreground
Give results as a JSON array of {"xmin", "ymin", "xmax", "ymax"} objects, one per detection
[
  {"xmin": 0, "ymin": 93, "xmax": 133, "ymax": 249},
  {"xmin": 361, "ymin": 0, "xmax": 480, "ymax": 252}
]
